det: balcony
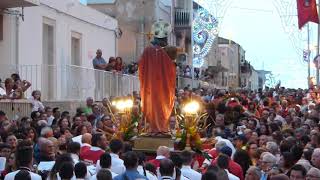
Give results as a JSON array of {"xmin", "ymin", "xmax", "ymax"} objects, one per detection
[{"xmin": 174, "ymin": 8, "xmax": 191, "ymax": 29}]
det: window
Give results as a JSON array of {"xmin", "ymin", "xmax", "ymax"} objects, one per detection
[
  {"xmin": 71, "ymin": 31, "xmax": 82, "ymax": 66},
  {"xmin": 42, "ymin": 17, "xmax": 56, "ymax": 100}
]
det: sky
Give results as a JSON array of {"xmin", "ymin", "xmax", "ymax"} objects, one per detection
[
  {"xmin": 79, "ymin": 0, "xmax": 87, "ymax": 5},
  {"xmin": 210, "ymin": 0, "xmax": 319, "ymax": 89}
]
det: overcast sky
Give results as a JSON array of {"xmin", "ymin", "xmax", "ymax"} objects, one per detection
[{"xmin": 213, "ymin": 0, "xmax": 319, "ymax": 89}]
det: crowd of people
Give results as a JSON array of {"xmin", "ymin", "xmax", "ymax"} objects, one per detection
[
  {"xmin": 92, "ymin": 49, "xmax": 138, "ymax": 75},
  {"xmin": 0, "ymin": 78, "xmax": 320, "ymax": 180},
  {"xmin": 0, "ymin": 74, "xmax": 31, "ymax": 99}
]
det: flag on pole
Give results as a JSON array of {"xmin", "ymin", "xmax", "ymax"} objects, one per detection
[{"xmin": 297, "ymin": 0, "xmax": 319, "ymax": 29}]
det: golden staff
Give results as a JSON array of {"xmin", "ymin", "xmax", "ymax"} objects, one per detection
[{"xmin": 104, "ymin": 98, "xmax": 117, "ymax": 124}]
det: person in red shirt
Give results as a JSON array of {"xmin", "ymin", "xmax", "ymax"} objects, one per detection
[
  {"xmin": 211, "ymin": 146, "xmax": 244, "ymax": 180},
  {"xmin": 148, "ymin": 146, "xmax": 170, "ymax": 168},
  {"xmin": 80, "ymin": 133, "xmax": 92, "ymax": 155},
  {"xmin": 80, "ymin": 133, "xmax": 107, "ymax": 164}
]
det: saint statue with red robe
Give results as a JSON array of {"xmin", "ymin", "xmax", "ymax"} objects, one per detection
[{"xmin": 139, "ymin": 21, "xmax": 177, "ymax": 135}]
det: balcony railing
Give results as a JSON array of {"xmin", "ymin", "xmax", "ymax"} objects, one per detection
[
  {"xmin": 174, "ymin": 8, "xmax": 191, "ymax": 28},
  {"xmin": 0, "ymin": 64, "xmax": 140, "ymax": 101},
  {"xmin": 0, "ymin": 64, "xmax": 222, "ymax": 101}
]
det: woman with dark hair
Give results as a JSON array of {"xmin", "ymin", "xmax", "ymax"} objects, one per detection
[
  {"xmin": 258, "ymin": 124, "xmax": 270, "ymax": 136},
  {"xmin": 58, "ymin": 118, "xmax": 71, "ymax": 129},
  {"xmin": 60, "ymin": 128, "xmax": 73, "ymax": 139},
  {"xmin": 75, "ymin": 125, "xmax": 88, "ymax": 136},
  {"xmin": 24, "ymin": 127, "xmax": 38, "ymax": 144},
  {"xmin": 279, "ymin": 152, "xmax": 295, "ymax": 174},
  {"xmin": 115, "ymin": 57, "xmax": 124, "ymax": 72},
  {"xmin": 105, "ymin": 57, "xmax": 116, "ymax": 71},
  {"xmin": 233, "ymin": 149, "xmax": 252, "ymax": 177},
  {"xmin": 71, "ymin": 116, "xmax": 82, "ymax": 134}
]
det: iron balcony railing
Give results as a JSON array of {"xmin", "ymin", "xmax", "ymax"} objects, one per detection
[{"xmin": 174, "ymin": 8, "xmax": 191, "ymax": 28}]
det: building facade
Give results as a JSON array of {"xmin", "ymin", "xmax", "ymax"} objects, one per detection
[
  {"xmin": 88, "ymin": 0, "xmax": 192, "ymax": 64},
  {"xmin": 0, "ymin": 0, "xmax": 119, "ymax": 100}
]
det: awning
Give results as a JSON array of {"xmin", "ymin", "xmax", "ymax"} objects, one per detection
[{"xmin": 0, "ymin": 0, "xmax": 39, "ymax": 9}]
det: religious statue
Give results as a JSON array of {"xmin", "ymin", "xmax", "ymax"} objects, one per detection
[{"xmin": 139, "ymin": 20, "xmax": 177, "ymax": 136}]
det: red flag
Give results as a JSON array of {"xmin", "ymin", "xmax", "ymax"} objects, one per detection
[{"xmin": 297, "ymin": 0, "xmax": 319, "ymax": 29}]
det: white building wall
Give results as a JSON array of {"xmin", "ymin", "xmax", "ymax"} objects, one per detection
[
  {"xmin": 0, "ymin": 14, "xmax": 18, "ymax": 65},
  {"xmin": 19, "ymin": 0, "xmax": 117, "ymax": 66},
  {"xmin": 0, "ymin": 0, "xmax": 118, "ymax": 100},
  {"xmin": 249, "ymin": 70, "xmax": 259, "ymax": 90}
]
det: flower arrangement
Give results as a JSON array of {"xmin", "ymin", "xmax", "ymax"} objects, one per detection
[
  {"xmin": 111, "ymin": 97, "xmax": 140, "ymax": 141},
  {"xmin": 173, "ymin": 101, "xmax": 207, "ymax": 151}
]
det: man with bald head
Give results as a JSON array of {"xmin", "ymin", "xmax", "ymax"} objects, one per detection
[
  {"xmin": 92, "ymin": 49, "xmax": 107, "ymax": 99},
  {"xmin": 80, "ymin": 133, "xmax": 92, "ymax": 159},
  {"xmin": 148, "ymin": 146, "xmax": 170, "ymax": 168},
  {"xmin": 92, "ymin": 49, "xmax": 107, "ymax": 70}
]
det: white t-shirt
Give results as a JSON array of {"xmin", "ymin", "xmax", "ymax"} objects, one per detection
[
  {"xmin": 4, "ymin": 170, "xmax": 42, "ymax": 180},
  {"xmin": 0, "ymin": 87, "xmax": 6, "ymax": 96},
  {"xmin": 180, "ymin": 165, "xmax": 201, "ymax": 180}
]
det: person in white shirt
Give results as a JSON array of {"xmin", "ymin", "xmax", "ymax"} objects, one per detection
[
  {"xmin": 74, "ymin": 162, "xmax": 88, "ymax": 180},
  {"xmin": 216, "ymin": 154, "xmax": 240, "ymax": 180},
  {"xmin": 92, "ymin": 153, "xmax": 118, "ymax": 180},
  {"xmin": 137, "ymin": 152, "xmax": 158, "ymax": 180},
  {"xmin": 180, "ymin": 150, "xmax": 201, "ymax": 180},
  {"xmin": 67, "ymin": 141, "xmax": 81, "ymax": 164},
  {"xmin": 159, "ymin": 159, "xmax": 175, "ymax": 180},
  {"xmin": 0, "ymin": 81, "xmax": 6, "ymax": 97},
  {"xmin": 5, "ymin": 140, "xmax": 42, "ymax": 180},
  {"xmin": 109, "ymin": 139, "xmax": 125, "ymax": 174},
  {"xmin": 45, "ymin": 107, "xmax": 55, "ymax": 126}
]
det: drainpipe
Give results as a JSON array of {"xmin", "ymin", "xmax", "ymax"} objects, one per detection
[{"xmin": 15, "ymin": 15, "xmax": 19, "ymax": 66}]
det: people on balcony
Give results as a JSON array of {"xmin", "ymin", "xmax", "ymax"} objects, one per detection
[
  {"xmin": 4, "ymin": 78, "xmax": 22, "ymax": 99},
  {"xmin": 93, "ymin": 49, "xmax": 107, "ymax": 71},
  {"xmin": 0, "ymin": 73, "xmax": 31, "ymax": 99},
  {"xmin": 11, "ymin": 73, "xmax": 31, "ymax": 95},
  {"xmin": 106, "ymin": 57, "xmax": 117, "ymax": 72},
  {"xmin": 0, "ymin": 79, "xmax": 5, "ymax": 98},
  {"xmin": 115, "ymin": 57, "xmax": 124, "ymax": 72}
]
